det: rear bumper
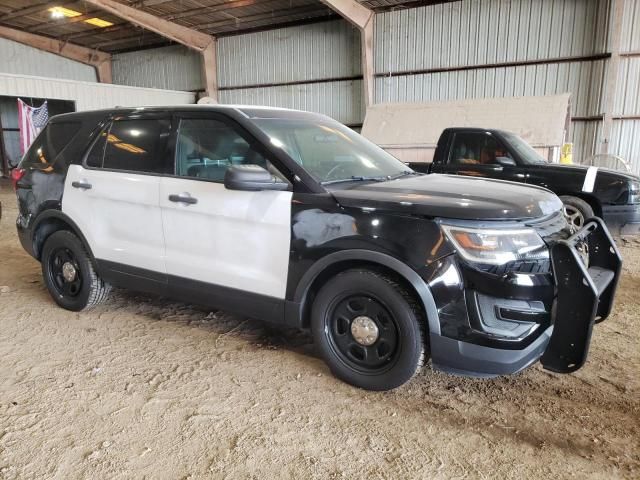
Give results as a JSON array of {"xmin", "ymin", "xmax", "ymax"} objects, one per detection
[
  {"xmin": 602, "ymin": 203, "xmax": 640, "ymax": 235},
  {"xmin": 429, "ymin": 217, "xmax": 622, "ymax": 376}
]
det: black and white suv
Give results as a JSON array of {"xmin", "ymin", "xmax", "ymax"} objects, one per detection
[{"xmin": 13, "ymin": 106, "xmax": 622, "ymax": 391}]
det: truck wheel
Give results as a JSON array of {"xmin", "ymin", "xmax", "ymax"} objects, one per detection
[
  {"xmin": 311, "ymin": 269, "xmax": 427, "ymax": 391},
  {"xmin": 41, "ymin": 230, "xmax": 111, "ymax": 311},
  {"xmin": 560, "ymin": 196, "xmax": 594, "ymax": 229}
]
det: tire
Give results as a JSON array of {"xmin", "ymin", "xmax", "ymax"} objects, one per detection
[
  {"xmin": 311, "ymin": 269, "xmax": 427, "ymax": 391},
  {"xmin": 41, "ymin": 230, "xmax": 111, "ymax": 311},
  {"xmin": 560, "ymin": 195, "xmax": 594, "ymax": 230}
]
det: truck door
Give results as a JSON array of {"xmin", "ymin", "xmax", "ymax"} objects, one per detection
[{"xmin": 435, "ymin": 131, "xmax": 524, "ymax": 183}]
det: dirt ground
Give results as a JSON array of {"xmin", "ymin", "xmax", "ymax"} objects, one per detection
[{"xmin": 0, "ymin": 181, "xmax": 638, "ymax": 480}]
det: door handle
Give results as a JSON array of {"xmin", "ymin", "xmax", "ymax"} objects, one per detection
[
  {"xmin": 71, "ymin": 180, "xmax": 92, "ymax": 190},
  {"xmin": 168, "ymin": 194, "xmax": 198, "ymax": 205}
]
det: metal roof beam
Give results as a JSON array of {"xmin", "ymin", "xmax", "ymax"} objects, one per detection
[
  {"xmin": 0, "ymin": 25, "xmax": 112, "ymax": 83},
  {"xmin": 84, "ymin": 0, "xmax": 213, "ymax": 50},
  {"xmin": 318, "ymin": 0, "xmax": 375, "ymax": 107},
  {"xmin": 84, "ymin": 0, "xmax": 217, "ymax": 101}
]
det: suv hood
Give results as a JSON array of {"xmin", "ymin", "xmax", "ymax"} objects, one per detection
[{"xmin": 329, "ymin": 174, "xmax": 563, "ymax": 221}]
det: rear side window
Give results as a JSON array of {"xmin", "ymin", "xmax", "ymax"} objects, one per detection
[
  {"xmin": 87, "ymin": 118, "xmax": 170, "ymax": 174},
  {"xmin": 22, "ymin": 121, "xmax": 81, "ymax": 169}
]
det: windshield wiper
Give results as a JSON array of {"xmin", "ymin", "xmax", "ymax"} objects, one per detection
[
  {"xmin": 322, "ymin": 175, "xmax": 388, "ymax": 185},
  {"xmin": 387, "ymin": 170, "xmax": 421, "ymax": 180}
]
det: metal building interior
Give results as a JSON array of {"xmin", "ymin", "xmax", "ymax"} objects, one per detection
[{"xmin": 0, "ymin": 1, "xmax": 638, "ymax": 478}]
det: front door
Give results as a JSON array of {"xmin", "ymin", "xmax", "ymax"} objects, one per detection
[
  {"xmin": 434, "ymin": 131, "xmax": 524, "ymax": 183},
  {"xmin": 159, "ymin": 115, "xmax": 293, "ymax": 300},
  {"xmin": 62, "ymin": 115, "xmax": 171, "ymax": 275}
]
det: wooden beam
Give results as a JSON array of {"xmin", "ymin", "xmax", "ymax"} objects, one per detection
[
  {"xmin": 318, "ymin": 0, "xmax": 375, "ymax": 107},
  {"xmin": 318, "ymin": 0, "xmax": 372, "ymax": 29},
  {"xmin": 84, "ymin": 0, "xmax": 212, "ymax": 51},
  {"xmin": 600, "ymin": 0, "xmax": 624, "ymax": 154},
  {"xmin": 84, "ymin": 0, "xmax": 217, "ymax": 99},
  {"xmin": 202, "ymin": 41, "xmax": 218, "ymax": 102},
  {"xmin": 0, "ymin": 25, "xmax": 112, "ymax": 83}
]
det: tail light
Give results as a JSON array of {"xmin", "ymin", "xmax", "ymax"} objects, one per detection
[{"xmin": 10, "ymin": 168, "xmax": 26, "ymax": 190}]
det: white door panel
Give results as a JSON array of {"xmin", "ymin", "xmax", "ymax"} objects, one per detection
[
  {"xmin": 62, "ymin": 164, "xmax": 166, "ymax": 273},
  {"xmin": 159, "ymin": 177, "xmax": 292, "ymax": 299}
]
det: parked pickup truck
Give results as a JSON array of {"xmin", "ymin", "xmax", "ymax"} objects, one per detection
[{"xmin": 408, "ymin": 128, "xmax": 640, "ymax": 235}]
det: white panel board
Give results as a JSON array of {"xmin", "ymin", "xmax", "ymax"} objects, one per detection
[
  {"xmin": 362, "ymin": 94, "xmax": 570, "ymax": 149},
  {"xmin": 0, "ymin": 73, "xmax": 195, "ymax": 111}
]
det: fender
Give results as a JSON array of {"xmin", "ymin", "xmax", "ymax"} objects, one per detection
[
  {"xmin": 31, "ymin": 209, "xmax": 96, "ymax": 262},
  {"xmin": 290, "ymin": 249, "xmax": 441, "ymax": 335}
]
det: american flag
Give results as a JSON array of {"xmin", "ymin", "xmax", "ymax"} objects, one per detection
[{"xmin": 17, "ymin": 99, "xmax": 49, "ymax": 155}]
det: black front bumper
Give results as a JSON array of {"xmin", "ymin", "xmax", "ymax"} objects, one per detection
[
  {"xmin": 540, "ymin": 217, "xmax": 622, "ymax": 373},
  {"xmin": 429, "ymin": 217, "xmax": 622, "ymax": 376}
]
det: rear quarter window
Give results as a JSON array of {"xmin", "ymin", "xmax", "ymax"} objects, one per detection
[{"xmin": 21, "ymin": 121, "xmax": 81, "ymax": 170}]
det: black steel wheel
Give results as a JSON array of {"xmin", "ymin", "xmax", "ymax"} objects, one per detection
[
  {"xmin": 312, "ymin": 269, "xmax": 427, "ymax": 391},
  {"xmin": 47, "ymin": 246, "xmax": 83, "ymax": 298},
  {"xmin": 41, "ymin": 230, "xmax": 111, "ymax": 311},
  {"xmin": 326, "ymin": 294, "xmax": 399, "ymax": 374}
]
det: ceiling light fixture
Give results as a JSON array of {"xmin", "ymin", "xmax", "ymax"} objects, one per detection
[
  {"xmin": 48, "ymin": 6, "xmax": 82, "ymax": 18},
  {"xmin": 84, "ymin": 17, "xmax": 114, "ymax": 28}
]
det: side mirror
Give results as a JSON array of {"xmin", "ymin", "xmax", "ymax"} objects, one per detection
[
  {"xmin": 495, "ymin": 156, "xmax": 516, "ymax": 167},
  {"xmin": 224, "ymin": 164, "xmax": 289, "ymax": 191}
]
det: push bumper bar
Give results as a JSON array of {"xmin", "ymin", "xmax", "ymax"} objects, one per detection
[{"xmin": 541, "ymin": 217, "xmax": 622, "ymax": 373}]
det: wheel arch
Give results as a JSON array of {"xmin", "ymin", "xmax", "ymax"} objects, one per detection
[
  {"xmin": 31, "ymin": 210, "xmax": 95, "ymax": 262},
  {"xmin": 558, "ymin": 192, "xmax": 602, "ymax": 217},
  {"xmin": 292, "ymin": 250, "xmax": 440, "ymax": 335}
]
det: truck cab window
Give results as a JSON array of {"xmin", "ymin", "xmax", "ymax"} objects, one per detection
[{"xmin": 450, "ymin": 133, "xmax": 513, "ymax": 166}]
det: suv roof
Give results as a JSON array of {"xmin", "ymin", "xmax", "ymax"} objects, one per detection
[{"xmin": 50, "ymin": 105, "xmax": 322, "ymax": 124}]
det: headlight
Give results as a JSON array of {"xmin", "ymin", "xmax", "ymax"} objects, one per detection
[
  {"xmin": 442, "ymin": 225, "xmax": 548, "ymax": 265},
  {"xmin": 630, "ymin": 181, "xmax": 640, "ymax": 204}
]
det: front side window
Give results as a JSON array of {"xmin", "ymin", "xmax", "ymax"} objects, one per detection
[
  {"xmin": 252, "ymin": 117, "xmax": 409, "ymax": 184},
  {"xmin": 175, "ymin": 118, "xmax": 285, "ymax": 183},
  {"xmin": 88, "ymin": 118, "xmax": 170, "ymax": 174},
  {"xmin": 449, "ymin": 132, "xmax": 513, "ymax": 166}
]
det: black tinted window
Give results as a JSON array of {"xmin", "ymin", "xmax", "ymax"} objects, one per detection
[
  {"xmin": 22, "ymin": 121, "xmax": 81, "ymax": 169},
  {"xmin": 175, "ymin": 118, "xmax": 271, "ymax": 182},
  {"xmin": 449, "ymin": 132, "xmax": 513, "ymax": 166},
  {"xmin": 100, "ymin": 119, "xmax": 170, "ymax": 173}
]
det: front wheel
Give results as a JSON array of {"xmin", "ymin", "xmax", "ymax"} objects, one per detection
[
  {"xmin": 311, "ymin": 269, "xmax": 427, "ymax": 391},
  {"xmin": 41, "ymin": 230, "xmax": 111, "ymax": 311},
  {"xmin": 560, "ymin": 195, "xmax": 595, "ymax": 230}
]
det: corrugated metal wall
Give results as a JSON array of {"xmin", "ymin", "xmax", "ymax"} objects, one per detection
[
  {"xmin": 611, "ymin": 0, "xmax": 640, "ymax": 174},
  {"xmin": 218, "ymin": 19, "xmax": 363, "ymax": 125},
  {"xmin": 112, "ymin": 45, "xmax": 203, "ymax": 92},
  {"xmin": 374, "ymin": 0, "xmax": 611, "ymax": 165},
  {"xmin": 111, "ymin": 20, "xmax": 364, "ymax": 126},
  {"xmin": 0, "ymin": 38, "xmax": 96, "ymax": 82}
]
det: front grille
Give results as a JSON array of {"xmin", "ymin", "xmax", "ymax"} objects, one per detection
[{"xmin": 482, "ymin": 259, "xmax": 551, "ymax": 275}]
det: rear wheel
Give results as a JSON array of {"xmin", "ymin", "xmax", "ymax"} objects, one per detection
[
  {"xmin": 311, "ymin": 269, "xmax": 427, "ymax": 391},
  {"xmin": 41, "ymin": 230, "xmax": 111, "ymax": 311},
  {"xmin": 560, "ymin": 195, "xmax": 594, "ymax": 230}
]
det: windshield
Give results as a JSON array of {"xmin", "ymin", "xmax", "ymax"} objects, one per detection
[
  {"xmin": 252, "ymin": 117, "xmax": 410, "ymax": 184},
  {"xmin": 501, "ymin": 132, "xmax": 547, "ymax": 165}
]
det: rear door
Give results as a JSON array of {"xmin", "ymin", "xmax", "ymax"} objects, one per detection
[
  {"xmin": 434, "ymin": 131, "xmax": 524, "ymax": 182},
  {"xmin": 159, "ymin": 113, "xmax": 293, "ymax": 300},
  {"xmin": 62, "ymin": 114, "xmax": 171, "ymax": 276}
]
